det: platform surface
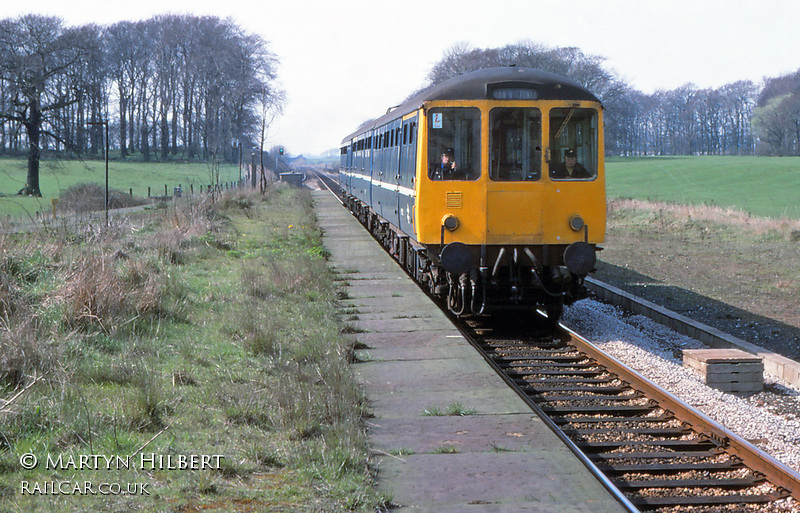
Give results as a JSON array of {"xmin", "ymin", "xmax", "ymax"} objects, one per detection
[{"xmin": 313, "ymin": 190, "xmax": 629, "ymax": 512}]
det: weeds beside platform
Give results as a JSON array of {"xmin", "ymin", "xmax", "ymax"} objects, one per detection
[{"xmin": 0, "ymin": 185, "xmax": 383, "ymax": 511}]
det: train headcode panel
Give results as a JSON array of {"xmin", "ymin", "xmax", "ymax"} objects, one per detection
[{"xmin": 340, "ymin": 67, "xmax": 605, "ymax": 324}]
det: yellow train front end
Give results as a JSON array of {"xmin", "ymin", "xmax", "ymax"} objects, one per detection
[{"xmin": 414, "ymin": 91, "xmax": 605, "ymax": 321}]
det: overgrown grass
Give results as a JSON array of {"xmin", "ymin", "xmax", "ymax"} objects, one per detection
[
  {"xmin": 0, "ymin": 184, "xmax": 385, "ymax": 511},
  {"xmin": 598, "ymin": 196, "xmax": 800, "ymax": 336},
  {"xmin": 606, "ymin": 156, "xmax": 800, "ymax": 220},
  {"xmin": 607, "ymin": 197, "xmax": 800, "ymax": 241}
]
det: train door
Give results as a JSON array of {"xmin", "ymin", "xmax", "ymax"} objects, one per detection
[
  {"xmin": 372, "ymin": 126, "xmax": 388, "ymax": 219},
  {"xmin": 398, "ymin": 115, "xmax": 417, "ymax": 235},
  {"xmin": 376, "ymin": 120, "xmax": 401, "ymax": 226},
  {"xmin": 486, "ymin": 107, "xmax": 544, "ymax": 243},
  {"xmin": 394, "ymin": 120, "xmax": 403, "ymax": 226},
  {"xmin": 339, "ymin": 144, "xmax": 348, "ymax": 194},
  {"xmin": 366, "ymin": 132, "xmax": 374, "ymax": 208},
  {"xmin": 359, "ymin": 136, "xmax": 370, "ymax": 205}
]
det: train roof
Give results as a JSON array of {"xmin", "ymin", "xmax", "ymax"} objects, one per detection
[{"xmin": 342, "ymin": 67, "xmax": 601, "ymax": 144}]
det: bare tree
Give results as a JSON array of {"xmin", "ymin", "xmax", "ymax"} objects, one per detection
[
  {"xmin": 256, "ymin": 84, "xmax": 285, "ymax": 190},
  {"xmin": 105, "ymin": 21, "xmax": 144, "ymax": 159},
  {"xmin": 753, "ymin": 72, "xmax": 800, "ymax": 155},
  {"xmin": 0, "ymin": 12, "xmax": 286, "ymax": 194},
  {"xmin": 424, "ymin": 42, "xmax": 482, "ymax": 86},
  {"xmin": 0, "ymin": 15, "xmax": 88, "ymax": 196},
  {"xmin": 722, "ymin": 81, "xmax": 757, "ymax": 155}
]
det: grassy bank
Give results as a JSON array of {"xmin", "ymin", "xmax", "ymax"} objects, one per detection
[
  {"xmin": 606, "ymin": 156, "xmax": 800, "ymax": 220},
  {"xmin": 0, "ymin": 185, "xmax": 384, "ymax": 511},
  {"xmin": 595, "ymin": 197, "xmax": 800, "ymax": 355}
]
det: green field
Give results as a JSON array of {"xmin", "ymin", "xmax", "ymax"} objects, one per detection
[
  {"xmin": 0, "ymin": 157, "xmax": 241, "ymax": 219},
  {"xmin": 606, "ymin": 156, "xmax": 800, "ymax": 220},
  {"xmin": 1, "ymin": 155, "xmax": 798, "ymax": 221}
]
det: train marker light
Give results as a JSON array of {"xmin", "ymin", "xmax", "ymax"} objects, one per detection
[
  {"xmin": 569, "ymin": 215, "xmax": 585, "ymax": 231},
  {"xmin": 442, "ymin": 214, "xmax": 459, "ymax": 231}
]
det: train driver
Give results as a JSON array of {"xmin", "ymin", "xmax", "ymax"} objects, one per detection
[
  {"xmin": 430, "ymin": 148, "xmax": 458, "ymax": 180},
  {"xmin": 550, "ymin": 149, "xmax": 592, "ymax": 179}
]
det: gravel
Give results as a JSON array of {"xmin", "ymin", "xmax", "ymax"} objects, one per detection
[{"xmin": 561, "ymin": 298, "xmax": 800, "ymax": 476}]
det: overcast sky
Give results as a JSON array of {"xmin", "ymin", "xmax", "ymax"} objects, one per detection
[{"xmin": 3, "ymin": 0, "xmax": 799, "ymax": 156}]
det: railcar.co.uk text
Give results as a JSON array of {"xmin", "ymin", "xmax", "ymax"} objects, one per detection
[{"xmin": 17, "ymin": 452, "xmax": 225, "ymax": 497}]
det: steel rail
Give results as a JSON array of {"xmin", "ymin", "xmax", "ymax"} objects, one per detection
[
  {"xmin": 559, "ymin": 323, "xmax": 800, "ymax": 502},
  {"xmin": 453, "ymin": 319, "xmax": 642, "ymax": 512}
]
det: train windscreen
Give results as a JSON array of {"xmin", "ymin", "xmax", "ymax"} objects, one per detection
[
  {"xmin": 428, "ymin": 107, "xmax": 481, "ymax": 181},
  {"xmin": 548, "ymin": 108, "xmax": 598, "ymax": 180},
  {"xmin": 489, "ymin": 107, "xmax": 542, "ymax": 181}
]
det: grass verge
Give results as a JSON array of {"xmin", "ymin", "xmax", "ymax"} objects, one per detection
[
  {"xmin": 595, "ymin": 197, "xmax": 800, "ymax": 353},
  {"xmin": 0, "ymin": 158, "xmax": 240, "ymax": 220},
  {"xmin": 0, "ymin": 185, "xmax": 385, "ymax": 511}
]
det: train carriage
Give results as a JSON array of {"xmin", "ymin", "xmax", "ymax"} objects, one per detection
[{"xmin": 340, "ymin": 67, "xmax": 605, "ymax": 323}]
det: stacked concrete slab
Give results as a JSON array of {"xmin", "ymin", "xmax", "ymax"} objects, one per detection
[{"xmin": 683, "ymin": 348, "xmax": 764, "ymax": 394}]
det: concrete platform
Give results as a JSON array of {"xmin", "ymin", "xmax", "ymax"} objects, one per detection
[{"xmin": 313, "ymin": 190, "xmax": 629, "ymax": 512}]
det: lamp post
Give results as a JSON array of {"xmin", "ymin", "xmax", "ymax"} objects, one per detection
[
  {"xmin": 233, "ymin": 139, "xmax": 242, "ymax": 185},
  {"xmin": 88, "ymin": 120, "xmax": 109, "ymax": 226},
  {"xmin": 251, "ymin": 152, "xmax": 257, "ymax": 189}
]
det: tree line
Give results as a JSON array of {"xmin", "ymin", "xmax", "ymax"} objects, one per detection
[
  {"xmin": 423, "ymin": 42, "xmax": 800, "ymax": 158},
  {"xmin": 0, "ymin": 14, "xmax": 283, "ymax": 196},
  {"xmin": 2, "ymin": 20, "xmax": 798, "ymax": 196}
]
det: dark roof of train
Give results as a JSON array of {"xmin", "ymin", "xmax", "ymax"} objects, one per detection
[{"xmin": 342, "ymin": 67, "xmax": 600, "ymax": 144}]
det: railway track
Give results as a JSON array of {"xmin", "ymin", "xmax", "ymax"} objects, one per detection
[
  {"xmin": 312, "ymin": 171, "xmax": 800, "ymax": 511},
  {"xmin": 465, "ymin": 316, "xmax": 800, "ymax": 512}
]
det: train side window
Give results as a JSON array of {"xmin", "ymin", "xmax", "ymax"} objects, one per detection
[
  {"xmin": 428, "ymin": 107, "xmax": 481, "ymax": 181},
  {"xmin": 489, "ymin": 107, "xmax": 541, "ymax": 181},
  {"xmin": 548, "ymin": 108, "xmax": 598, "ymax": 180}
]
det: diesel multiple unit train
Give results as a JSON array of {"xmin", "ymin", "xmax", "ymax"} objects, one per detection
[{"xmin": 339, "ymin": 67, "xmax": 605, "ymax": 322}]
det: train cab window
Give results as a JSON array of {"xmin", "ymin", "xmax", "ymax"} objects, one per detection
[
  {"xmin": 548, "ymin": 108, "xmax": 598, "ymax": 180},
  {"xmin": 428, "ymin": 107, "xmax": 481, "ymax": 180},
  {"xmin": 489, "ymin": 108, "xmax": 541, "ymax": 181}
]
